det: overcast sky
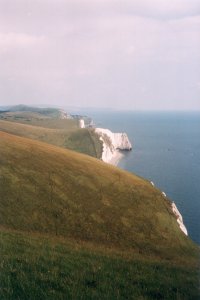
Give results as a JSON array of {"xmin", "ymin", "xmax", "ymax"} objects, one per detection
[{"xmin": 0, "ymin": 0, "xmax": 200, "ymax": 110}]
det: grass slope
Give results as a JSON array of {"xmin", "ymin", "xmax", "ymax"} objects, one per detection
[
  {"xmin": 1, "ymin": 229, "xmax": 199, "ymax": 300},
  {"xmin": 0, "ymin": 105, "xmax": 91, "ymax": 129},
  {"xmin": 0, "ymin": 131, "xmax": 198, "ymax": 256},
  {"xmin": 0, "ymin": 112, "xmax": 78, "ymax": 129},
  {"xmin": 0, "ymin": 120, "xmax": 102, "ymax": 159},
  {"xmin": 0, "ymin": 131, "xmax": 199, "ymax": 299}
]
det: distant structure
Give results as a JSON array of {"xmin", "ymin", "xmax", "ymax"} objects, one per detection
[{"xmin": 79, "ymin": 119, "xmax": 85, "ymax": 128}]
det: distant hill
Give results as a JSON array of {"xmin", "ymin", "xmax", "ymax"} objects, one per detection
[
  {"xmin": 0, "ymin": 104, "xmax": 66, "ymax": 121},
  {"xmin": 4, "ymin": 104, "xmax": 61, "ymax": 116},
  {"xmin": 0, "ymin": 104, "xmax": 91, "ymax": 123}
]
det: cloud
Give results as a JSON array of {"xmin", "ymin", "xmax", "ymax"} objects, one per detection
[
  {"xmin": 0, "ymin": 33, "xmax": 45, "ymax": 51},
  {"xmin": 0, "ymin": 0, "xmax": 199, "ymax": 109},
  {"xmin": 113, "ymin": 0, "xmax": 200, "ymax": 19}
]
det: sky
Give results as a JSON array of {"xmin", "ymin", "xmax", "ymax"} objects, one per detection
[{"xmin": 0, "ymin": 0, "xmax": 200, "ymax": 111}]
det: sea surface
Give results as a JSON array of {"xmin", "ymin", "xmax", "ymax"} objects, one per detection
[{"xmin": 90, "ymin": 111, "xmax": 200, "ymax": 245}]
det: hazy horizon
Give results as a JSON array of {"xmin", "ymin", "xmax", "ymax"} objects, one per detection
[
  {"xmin": 0, "ymin": 0, "xmax": 200, "ymax": 111},
  {"xmin": 1, "ymin": 103, "xmax": 200, "ymax": 113}
]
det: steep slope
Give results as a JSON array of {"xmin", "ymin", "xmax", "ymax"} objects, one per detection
[
  {"xmin": 0, "ymin": 131, "xmax": 199, "ymax": 299},
  {"xmin": 0, "ymin": 131, "xmax": 198, "ymax": 259},
  {"xmin": 0, "ymin": 120, "xmax": 102, "ymax": 159}
]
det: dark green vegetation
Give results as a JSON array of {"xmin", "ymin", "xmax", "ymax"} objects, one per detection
[{"xmin": 0, "ymin": 131, "xmax": 199, "ymax": 299}]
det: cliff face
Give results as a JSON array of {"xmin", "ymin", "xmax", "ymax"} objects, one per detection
[
  {"xmin": 172, "ymin": 202, "xmax": 188, "ymax": 236},
  {"xmin": 95, "ymin": 128, "xmax": 132, "ymax": 164}
]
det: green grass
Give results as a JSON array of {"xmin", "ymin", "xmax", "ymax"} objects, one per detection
[
  {"xmin": 0, "ymin": 230, "xmax": 199, "ymax": 300},
  {"xmin": 63, "ymin": 128, "xmax": 102, "ymax": 158},
  {"xmin": 0, "ymin": 106, "xmax": 102, "ymax": 158},
  {"xmin": 0, "ymin": 120, "xmax": 102, "ymax": 158},
  {"xmin": 0, "ymin": 131, "xmax": 198, "ymax": 257},
  {"xmin": 0, "ymin": 131, "xmax": 199, "ymax": 299},
  {"xmin": 0, "ymin": 113, "xmax": 79, "ymax": 129},
  {"xmin": 0, "ymin": 105, "xmax": 90, "ymax": 129}
]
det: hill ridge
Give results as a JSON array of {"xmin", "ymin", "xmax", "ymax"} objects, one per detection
[{"xmin": 0, "ymin": 130, "xmax": 198, "ymax": 258}]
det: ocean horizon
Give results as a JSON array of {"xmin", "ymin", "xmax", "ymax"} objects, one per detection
[{"xmin": 90, "ymin": 110, "xmax": 200, "ymax": 245}]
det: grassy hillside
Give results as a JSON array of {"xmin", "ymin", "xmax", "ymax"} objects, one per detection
[
  {"xmin": 0, "ymin": 105, "xmax": 102, "ymax": 159},
  {"xmin": 0, "ymin": 111, "xmax": 77, "ymax": 128},
  {"xmin": 1, "ymin": 229, "xmax": 199, "ymax": 300},
  {"xmin": 0, "ymin": 105, "xmax": 91, "ymax": 129},
  {"xmin": 0, "ymin": 120, "xmax": 102, "ymax": 159},
  {"xmin": 0, "ymin": 131, "xmax": 198, "ymax": 256},
  {"xmin": 0, "ymin": 131, "xmax": 199, "ymax": 299},
  {"xmin": 0, "ymin": 104, "xmax": 63, "ymax": 119}
]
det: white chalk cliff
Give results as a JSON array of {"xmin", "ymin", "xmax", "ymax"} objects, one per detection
[
  {"xmin": 79, "ymin": 119, "xmax": 85, "ymax": 129},
  {"xmin": 151, "ymin": 182, "xmax": 188, "ymax": 236},
  {"xmin": 171, "ymin": 202, "xmax": 188, "ymax": 236},
  {"xmin": 95, "ymin": 128, "xmax": 132, "ymax": 164}
]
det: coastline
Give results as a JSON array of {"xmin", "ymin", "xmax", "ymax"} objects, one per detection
[{"xmin": 95, "ymin": 127, "xmax": 132, "ymax": 167}]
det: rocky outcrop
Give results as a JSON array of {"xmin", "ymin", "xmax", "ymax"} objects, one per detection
[
  {"xmin": 95, "ymin": 128, "xmax": 132, "ymax": 164},
  {"xmin": 172, "ymin": 202, "xmax": 188, "ymax": 236}
]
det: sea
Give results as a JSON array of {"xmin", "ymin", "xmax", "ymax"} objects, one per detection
[{"xmin": 89, "ymin": 111, "xmax": 200, "ymax": 245}]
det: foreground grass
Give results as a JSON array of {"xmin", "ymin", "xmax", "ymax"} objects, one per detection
[{"xmin": 0, "ymin": 229, "xmax": 199, "ymax": 300}]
